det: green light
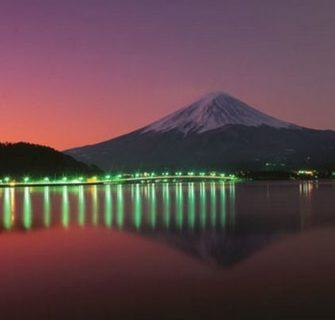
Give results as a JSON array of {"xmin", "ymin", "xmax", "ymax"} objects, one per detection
[
  {"xmin": 199, "ymin": 172, "xmax": 205, "ymax": 176},
  {"xmin": 210, "ymin": 183, "xmax": 216, "ymax": 228},
  {"xmin": 44, "ymin": 177, "xmax": 50, "ymax": 182},
  {"xmin": 24, "ymin": 177, "xmax": 29, "ymax": 182},
  {"xmin": 187, "ymin": 172, "xmax": 194, "ymax": 176},
  {"xmin": 23, "ymin": 187, "xmax": 32, "ymax": 230},
  {"xmin": 151, "ymin": 172, "xmax": 156, "ymax": 177},
  {"xmin": 44, "ymin": 187, "xmax": 51, "ymax": 227},
  {"xmin": 62, "ymin": 186, "xmax": 69, "ymax": 228},
  {"xmin": 62, "ymin": 177, "xmax": 68, "ymax": 182},
  {"xmin": 297, "ymin": 170, "xmax": 314, "ymax": 176},
  {"xmin": 78, "ymin": 177, "xmax": 84, "ymax": 181},
  {"xmin": 105, "ymin": 175, "xmax": 111, "ymax": 179},
  {"xmin": 163, "ymin": 183, "xmax": 170, "ymax": 229},
  {"xmin": 200, "ymin": 182, "xmax": 206, "ymax": 229},
  {"xmin": 135, "ymin": 173, "xmax": 140, "ymax": 178},
  {"xmin": 91, "ymin": 186, "xmax": 98, "ymax": 226},
  {"xmin": 104, "ymin": 185, "xmax": 112, "ymax": 227},
  {"xmin": 229, "ymin": 182, "xmax": 236, "ymax": 228},
  {"xmin": 188, "ymin": 183, "xmax": 195, "ymax": 230},
  {"xmin": 133, "ymin": 184, "xmax": 142, "ymax": 230},
  {"xmin": 4, "ymin": 177, "xmax": 10, "ymax": 183},
  {"xmin": 149, "ymin": 184, "xmax": 156, "ymax": 229},
  {"xmin": 176, "ymin": 183, "xmax": 183, "ymax": 229},
  {"xmin": 117, "ymin": 185, "xmax": 124, "ymax": 229},
  {"xmin": 220, "ymin": 183, "xmax": 227, "ymax": 229},
  {"xmin": 78, "ymin": 186, "xmax": 85, "ymax": 227},
  {"xmin": 3, "ymin": 188, "xmax": 12, "ymax": 230}
]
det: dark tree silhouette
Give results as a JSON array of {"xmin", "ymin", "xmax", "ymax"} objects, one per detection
[{"xmin": 0, "ymin": 142, "xmax": 102, "ymax": 179}]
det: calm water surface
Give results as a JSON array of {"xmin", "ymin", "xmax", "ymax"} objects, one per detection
[{"xmin": 1, "ymin": 181, "xmax": 335, "ymax": 319}]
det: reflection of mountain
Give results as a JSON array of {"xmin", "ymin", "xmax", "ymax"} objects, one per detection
[
  {"xmin": 146, "ymin": 232, "xmax": 282, "ymax": 267},
  {"xmin": 0, "ymin": 182, "xmax": 324, "ymax": 267}
]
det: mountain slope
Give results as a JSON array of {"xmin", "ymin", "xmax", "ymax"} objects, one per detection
[
  {"xmin": 0, "ymin": 142, "xmax": 101, "ymax": 177},
  {"xmin": 142, "ymin": 92, "xmax": 295, "ymax": 134},
  {"xmin": 66, "ymin": 92, "xmax": 335, "ymax": 172}
]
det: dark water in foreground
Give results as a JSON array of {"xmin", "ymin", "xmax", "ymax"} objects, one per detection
[{"xmin": 1, "ymin": 181, "xmax": 335, "ymax": 319}]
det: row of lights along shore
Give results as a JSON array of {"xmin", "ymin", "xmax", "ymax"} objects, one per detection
[{"xmin": 0, "ymin": 172, "xmax": 236, "ymax": 185}]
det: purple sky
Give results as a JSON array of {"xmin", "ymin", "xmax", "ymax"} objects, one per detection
[{"xmin": 0, "ymin": 0, "xmax": 334, "ymax": 149}]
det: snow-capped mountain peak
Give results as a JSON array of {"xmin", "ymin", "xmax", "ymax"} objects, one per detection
[{"xmin": 141, "ymin": 91, "xmax": 294, "ymax": 134}]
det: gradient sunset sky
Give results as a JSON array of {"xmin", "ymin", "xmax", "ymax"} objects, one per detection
[{"xmin": 1, "ymin": 0, "xmax": 334, "ymax": 150}]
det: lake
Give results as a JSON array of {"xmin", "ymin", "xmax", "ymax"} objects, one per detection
[{"xmin": 0, "ymin": 181, "xmax": 335, "ymax": 319}]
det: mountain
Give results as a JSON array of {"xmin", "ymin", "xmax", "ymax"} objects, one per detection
[
  {"xmin": 0, "ymin": 142, "xmax": 102, "ymax": 178},
  {"xmin": 66, "ymin": 92, "xmax": 335, "ymax": 172},
  {"xmin": 141, "ymin": 91, "xmax": 295, "ymax": 134}
]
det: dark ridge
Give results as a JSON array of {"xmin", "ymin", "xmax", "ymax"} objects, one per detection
[{"xmin": 0, "ymin": 142, "xmax": 102, "ymax": 178}]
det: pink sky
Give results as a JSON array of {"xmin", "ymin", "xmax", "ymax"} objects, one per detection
[{"xmin": 0, "ymin": 0, "xmax": 334, "ymax": 150}]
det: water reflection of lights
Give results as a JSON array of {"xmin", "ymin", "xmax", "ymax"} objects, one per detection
[
  {"xmin": 133, "ymin": 184, "xmax": 142, "ymax": 230},
  {"xmin": 104, "ymin": 185, "xmax": 112, "ymax": 228},
  {"xmin": 44, "ymin": 186, "xmax": 51, "ymax": 227},
  {"xmin": 23, "ymin": 187, "xmax": 32, "ymax": 230},
  {"xmin": 117, "ymin": 184, "xmax": 124, "ymax": 229},
  {"xmin": 299, "ymin": 181, "xmax": 314, "ymax": 197},
  {"xmin": 78, "ymin": 186, "xmax": 85, "ymax": 227},
  {"xmin": 3, "ymin": 188, "xmax": 12, "ymax": 230},
  {"xmin": 62, "ymin": 186, "xmax": 69, "ymax": 228},
  {"xmin": 176, "ymin": 183, "xmax": 183, "ymax": 230},
  {"xmin": 0, "ymin": 183, "xmax": 238, "ymax": 232},
  {"xmin": 163, "ymin": 183, "xmax": 170, "ymax": 229},
  {"xmin": 149, "ymin": 184, "xmax": 157, "ymax": 229},
  {"xmin": 299, "ymin": 181, "xmax": 314, "ymax": 230},
  {"xmin": 229, "ymin": 182, "xmax": 236, "ymax": 228},
  {"xmin": 188, "ymin": 183, "xmax": 195, "ymax": 230}
]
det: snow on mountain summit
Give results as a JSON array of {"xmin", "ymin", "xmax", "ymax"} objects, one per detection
[{"xmin": 142, "ymin": 91, "xmax": 294, "ymax": 134}]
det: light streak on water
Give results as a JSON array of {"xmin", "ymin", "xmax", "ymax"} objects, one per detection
[
  {"xmin": 187, "ymin": 183, "xmax": 195, "ymax": 230},
  {"xmin": 299, "ymin": 181, "xmax": 314, "ymax": 230},
  {"xmin": 149, "ymin": 184, "xmax": 157, "ymax": 229},
  {"xmin": 91, "ymin": 186, "xmax": 98, "ymax": 226},
  {"xmin": 210, "ymin": 182, "xmax": 216, "ymax": 227},
  {"xmin": 229, "ymin": 182, "xmax": 236, "ymax": 228},
  {"xmin": 163, "ymin": 183, "xmax": 170, "ymax": 229},
  {"xmin": 133, "ymin": 184, "xmax": 142, "ymax": 230},
  {"xmin": 220, "ymin": 183, "xmax": 226, "ymax": 229},
  {"xmin": 44, "ymin": 187, "xmax": 51, "ymax": 227},
  {"xmin": 62, "ymin": 186, "xmax": 69, "ymax": 228},
  {"xmin": 117, "ymin": 184, "xmax": 124, "ymax": 229},
  {"xmin": 0, "ymin": 182, "xmax": 240, "ymax": 232},
  {"xmin": 104, "ymin": 185, "xmax": 112, "ymax": 228},
  {"xmin": 175, "ymin": 183, "xmax": 183, "ymax": 230},
  {"xmin": 200, "ymin": 182, "xmax": 206, "ymax": 229},
  {"xmin": 3, "ymin": 188, "xmax": 12, "ymax": 230},
  {"xmin": 78, "ymin": 186, "xmax": 85, "ymax": 227},
  {"xmin": 23, "ymin": 187, "xmax": 32, "ymax": 230}
]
